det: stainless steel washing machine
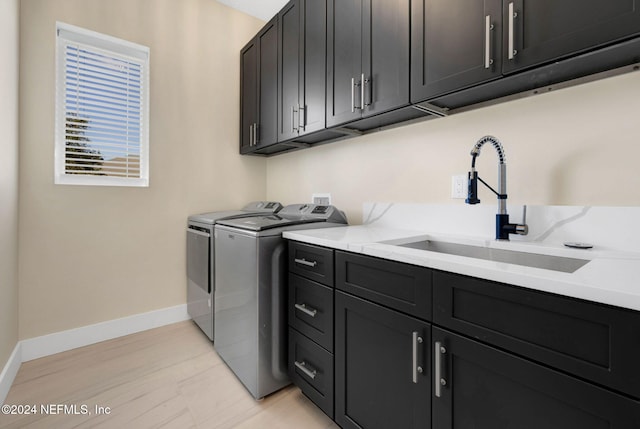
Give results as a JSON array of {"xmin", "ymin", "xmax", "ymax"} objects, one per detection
[
  {"xmin": 214, "ymin": 204, "xmax": 348, "ymax": 399},
  {"xmin": 186, "ymin": 201, "xmax": 282, "ymax": 341}
]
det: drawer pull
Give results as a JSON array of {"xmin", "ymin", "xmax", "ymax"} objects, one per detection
[
  {"xmin": 295, "ymin": 303, "xmax": 318, "ymax": 318},
  {"xmin": 435, "ymin": 341, "xmax": 447, "ymax": 398},
  {"xmin": 294, "ymin": 258, "xmax": 318, "ymax": 268},
  {"xmin": 294, "ymin": 360, "xmax": 317, "ymax": 380},
  {"xmin": 412, "ymin": 332, "xmax": 424, "ymax": 383}
]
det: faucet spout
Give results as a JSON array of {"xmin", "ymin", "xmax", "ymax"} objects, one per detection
[{"xmin": 465, "ymin": 135, "xmax": 527, "ymax": 240}]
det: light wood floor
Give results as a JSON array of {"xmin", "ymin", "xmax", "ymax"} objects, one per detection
[{"xmin": 0, "ymin": 321, "xmax": 339, "ymax": 429}]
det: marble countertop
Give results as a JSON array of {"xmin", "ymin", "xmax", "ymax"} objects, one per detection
[{"xmin": 283, "ymin": 224, "xmax": 640, "ymax": 312}]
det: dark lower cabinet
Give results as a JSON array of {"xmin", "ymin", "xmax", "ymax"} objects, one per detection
[
  {"xmin": 335, "ymin": 290, "xmax": 431, "ymax": 429},
  {"xmin": 432, "ymin": 327, "xmax": 640, "ymax": 429},
  {"xmin": 289, "ymin": 243, "xmax": 640, "ymax": 429}
]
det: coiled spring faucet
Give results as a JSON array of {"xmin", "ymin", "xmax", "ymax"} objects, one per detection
[{"xmin": 465, "ymin": 135, "xmax": 528, "ymax": 240}]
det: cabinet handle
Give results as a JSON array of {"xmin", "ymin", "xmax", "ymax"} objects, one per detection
[
  {"xmin": 360, "ymin": 73, "xmax": 365, "ymax": 110},
  {"xmin": 294, "ymin": 360, "xmax": 317, "ymax": 380},
  {"xmin": 351, "ymin": 77, "xmax": 356, "ymax": 112},
  {"xmin": 253, "ymin": 122, "xmax": 258, "ymax": 145},
  {"xmin": 294, "ymin": 258, "xmax": 317, "ymax": 268},
  {"xmin": 249, "ymin": 124, "xmax": 254, "ymax": 146},
  {"xmin": 435, "ymin": 341, "xmax": 447, "ymax": 397},
  {"xmin": 292, "ymin": 106, "xmax": 298, "ymax": 132},
  {"xmin": 364, "ymin": 77, "xmax": 371, "ymax": 106},
  {"xmin": 294, "ymin": 303, "xmax": 318, "ymax": 318},
  {"xmin": 298, "ymin": 105, "xmax": 305, "ymax": 131},
  {"xmin": 508, "ymin": 2, "xmax": 518, "ymax": 60},
  {"xmin": 412, "ymin": 332, "xmax": 424, "ymax": 384},
  {"xmin": 485, "ymin": 15, "xmax": 494, "ymax": 69}
]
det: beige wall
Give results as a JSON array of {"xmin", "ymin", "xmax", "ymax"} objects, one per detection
[
  {"xmin": 19, "ymin": 0, "xmax": 266, "ymax": 339},
  {"xmin": 0, "ymin": 0, "xmax": 20, "ymax": 369},
  {"xmin": 266, "ymin": 71, "xmax": 640, "ymax": 224}
]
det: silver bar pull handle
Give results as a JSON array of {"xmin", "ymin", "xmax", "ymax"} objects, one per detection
[
  {"xmin": 485, "ymin": 15, "xmax": 494, "ymax": 69},
  {"xmin": 508, "ymin": 2, "xmax": 517, "ymax": 60},
  {"xmin": 253, "ymin": 123, "xmax": 258, "ymax": 146},
  {"xmin": 292, "ymin": 106, "xmax": 298, "ymax": 132},
  {"xmin": 294, "ymin": 258, "xmax": 317, "ymax": 268},
  {"xmin": 299, "ymin": 105, "xmax": 305, "ymax": 131},
  {"xmin": 360, "ymin": 73, "xmax": 365, "ymax": 110},
  {"xmin": 412, "ymin": 332, "xmax": 424, "ymax": 383},
  {"xmin": 294, "ymin": 360, "xmax": 317, "ymax": 380},
  {"xmin": 351, "ymin": 77, "xmax": 356, "ymax": 112},
  {"xmin": 249, "ymin": 124, "xmax": 253, "ymax": 146},
  {"xmin": 364, "ymin": 77, "xmax": 371, "ymax": 106},
  {"xmin": 294, "ymin": 303, "xmax": 317, "ymax": 318},
  {"xmin": 435, "ymin": 341, "xmax": 447, "ymax": 398}
]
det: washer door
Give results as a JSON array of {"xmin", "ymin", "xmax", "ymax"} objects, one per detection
[
  {"xmin": 187, "ymin": 226, "xmax": 213, "ymax": 340},
  {"xmin": 187, "ymin": 227, "xmax": 210, "ymax": 292}
]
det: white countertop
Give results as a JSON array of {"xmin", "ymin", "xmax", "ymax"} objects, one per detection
[{"xmin": 283, "ymin": 224, "xmax": 640, "ymax": 312}]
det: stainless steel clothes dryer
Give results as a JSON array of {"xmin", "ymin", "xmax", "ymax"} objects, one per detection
[
  {"xmin": 186, "ymin": 201, "xmax": 282, "ymax": 341},
  {"xmin": 214, "ymin": 204, "xmax": 348, "ymax": 399}
]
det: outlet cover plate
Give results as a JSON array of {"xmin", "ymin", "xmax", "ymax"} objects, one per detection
[{"xmin": 451, "ymin": 175, "xmax": 467, "ymax": 199}]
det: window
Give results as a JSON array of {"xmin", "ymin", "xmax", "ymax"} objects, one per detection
[{"xmin": 55, "ymin": 22, "xmax": 150, "ymax": 187}]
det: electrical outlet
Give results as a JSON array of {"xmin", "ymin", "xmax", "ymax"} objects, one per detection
[
  {"xmin": 312, "ymin": 193, "xmax": 332, "ymax": 205},
  {"xmin": 451, "ymin": 175, "xmax": 467, "ymax": 199}
]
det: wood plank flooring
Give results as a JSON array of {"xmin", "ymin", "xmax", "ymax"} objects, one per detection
[{"xmin": 0, "ymin": 321, "xmax": 339, "ymax": 429}]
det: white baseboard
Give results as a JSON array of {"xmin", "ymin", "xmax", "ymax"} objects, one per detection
[
  {"xmin": 0, "ymin": 342, "xmax": 22, "ymax": 405},
  {"xmin": 21, "ymin": 304, "xmax": 189, "ymax": 362},
  {"xmin": 1, "ymin": 304, "xmax": 189, "ymax": 404}
]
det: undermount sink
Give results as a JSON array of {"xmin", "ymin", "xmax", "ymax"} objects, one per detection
[{"xmin": 397, "ymin": 240, "xmax": 590, "ymax": 273}]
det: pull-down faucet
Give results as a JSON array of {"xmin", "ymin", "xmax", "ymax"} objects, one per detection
[{"xmin": 465, "ymin": 135, "xmax": 528, "ymax": 240}]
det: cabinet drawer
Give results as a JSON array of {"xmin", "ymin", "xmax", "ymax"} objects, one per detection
[
  {"xmin": 335, "ymin": 251, "xmax": 432, "ymax": 320},
  {"xmin": 289, "ymin": 273, "xmax": 334, "ymax": 352},
  {"xmin": 433, "ymin": 270, "xmax": 640, "ymax": 399},
  {"xmin": 289, "ymin": 327, "xmax": 334, "ymax": 419},
  {"xmin": 289, "ymin": 241, "xmax": 334, "ymax": 286}
]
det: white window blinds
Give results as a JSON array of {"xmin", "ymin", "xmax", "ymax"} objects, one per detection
[{"xmin": 55, "ymin": 23, "xmax": 150, "ymax": 187}]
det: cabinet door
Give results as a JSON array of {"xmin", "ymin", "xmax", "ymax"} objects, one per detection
[
  {"xmin": 335, "ymin": 291, "xmax": 431, "ymax": 429},
  {"xmin": 257, "ymin": 18, "xmax": 278, "ymax": 148},
  {"xmin": 326, "ymin": 0, "xmax": 363, "ymax": 127},
  {"xmin": 432, "ymin": 327, "xmax": 640, "ymax": 429},
  {"xmin": 278, "ymin": 1, "xmax": 300, "ymax": 142},
  {"xmin": 503, "ymin": 0, "xmax": 640, "ymax": 74},
  {"xmin": 433, "ymin": 270, "xmax": 640, "ymax": 399},
  {"xmin": 411, "ymin": 0, "xmax": 502, "ymax": 102},
  {"xmin": 299, "ymin": 0, "xmax": 327, "ymax": 136},
  {"xmin": 362, "ymin": 0, "xmax": 410, "ymax": 116},
  {"xmin": 240, "ymin": 38, "xmax": 257, "ymax": 153}
]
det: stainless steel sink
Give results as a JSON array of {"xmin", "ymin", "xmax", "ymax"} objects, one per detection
[{"xmin": 397, "ymin": 240, "xmax": 590, "ymax": 273}]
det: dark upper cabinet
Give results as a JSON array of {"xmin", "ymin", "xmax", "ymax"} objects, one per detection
[
  {"xmin": 335, "ymin": 291, "xmax": 431, "ymax": 429},
  {"xmin": 503, "ymin": 0, "xmax": 640, "ymax": 74},
  {"xmin": 432, "ymin": 327, "xmax": 640, "ymax": 429},
  {"xmin": 412, "ymin": 0, "xmax": 640, "ymax": 103},
  {"xmin": 411, "ymin": 0, "xmax": 503, "ymax": 101},
  {"xmin": 240, "ymin": 18, "xmax": 278, "ymax": 154},
  {"xmin": 240, "ymin": 39, "xmax": 257, "ymax": 153},
  {"xmin": 277, "ymin": 0, "xmax": 327, "ymax": 142},
  {"xmin": 326, "ymin": 0, "xmax": 410, "ymax": 128}
]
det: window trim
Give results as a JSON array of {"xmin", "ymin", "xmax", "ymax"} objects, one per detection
[{"xmin": 55, "ymin": 22, "xmax": 150, "ymax": 187}]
